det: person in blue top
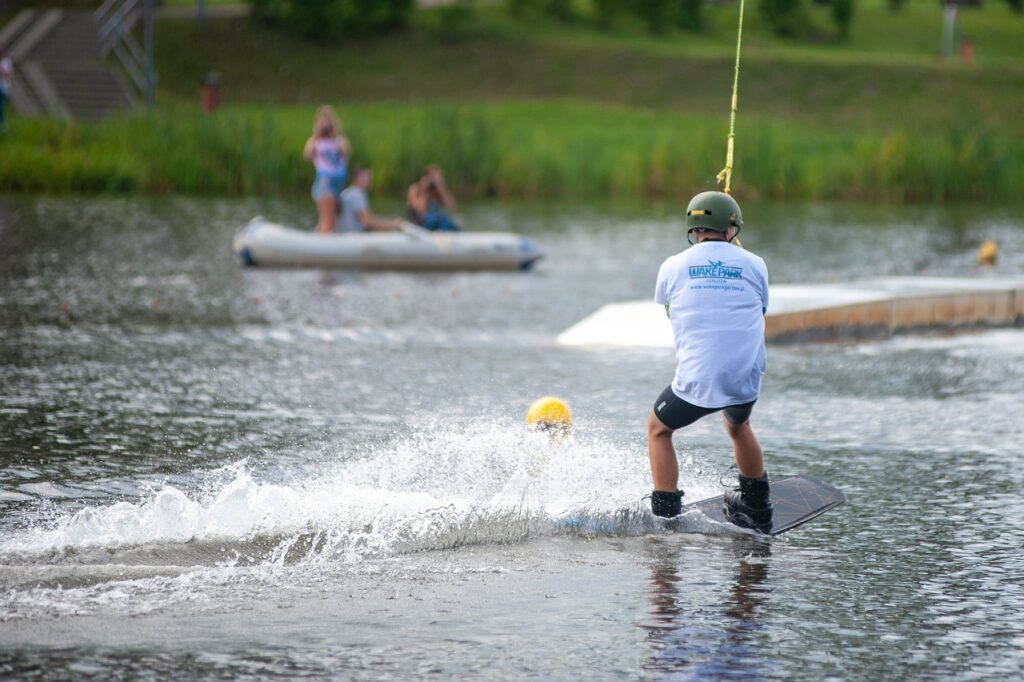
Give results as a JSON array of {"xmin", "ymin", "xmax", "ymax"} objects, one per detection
[
  {"xmin": 647, "ymin": 191, "xmax": 773, "ymax": 532},
  {"xmin": 303, "ymin": 105, "xmax": 351, "ymax": 234},
  {"xmin": 406, "ymin": 165, "xmax": 460, "ymax": 232}
]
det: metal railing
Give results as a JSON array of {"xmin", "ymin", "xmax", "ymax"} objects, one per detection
[{"xmin": 94, "ymin": 0, "xmax": 155, "ymax": 108}]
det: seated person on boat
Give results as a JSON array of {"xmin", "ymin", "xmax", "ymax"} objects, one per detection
[
  {"xmin": 339, "ymin": 167, "xmax": 403, "ymax": 233},
  {"xmin": 406, "ymin": 165, "xmax": 461, "ymax": 232}
]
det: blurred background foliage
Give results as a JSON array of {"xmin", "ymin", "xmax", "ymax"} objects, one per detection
[{"xmin": 1, "ymin": 0, "xmax": 1022, "ymax": 201}]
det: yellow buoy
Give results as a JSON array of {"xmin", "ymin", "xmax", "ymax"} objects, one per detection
[
  {"xmin": 526, "ymin": 396, "xmax": 573, "ymax": 432},
  {"xmin": 977, "ymin": 240, "xmax": 999, "ymax": 267}
]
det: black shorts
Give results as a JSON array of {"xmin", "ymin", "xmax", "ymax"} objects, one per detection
[{"xmin": 652, "ymin": 385, "xmax": 755, "ymax": 430}]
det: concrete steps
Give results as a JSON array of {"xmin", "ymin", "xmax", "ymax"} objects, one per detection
[{"xmin": 1, "ymin": 7, "xmax": 136, "ymax": 120}]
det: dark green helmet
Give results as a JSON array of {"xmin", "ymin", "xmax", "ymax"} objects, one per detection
[{"xmin": 686, "ymin": 191, "xmax": 742, "ymax": 242}]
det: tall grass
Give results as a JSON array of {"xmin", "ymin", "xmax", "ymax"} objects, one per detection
[{"xmin": 0, "ymin": 102, "xmax": 1020, "ymax": 203}]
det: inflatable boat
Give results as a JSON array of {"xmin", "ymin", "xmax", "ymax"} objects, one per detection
[{"xmin": 233, "ymin": 218, "xmax": 544, "ymax": 271}]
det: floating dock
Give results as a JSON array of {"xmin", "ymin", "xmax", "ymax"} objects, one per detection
[{"xmin": 557, "ymin": 277, "xmax": 1024, "ymax": 347}]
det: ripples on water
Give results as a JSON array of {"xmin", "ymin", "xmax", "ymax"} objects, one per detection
[{"xmin": 1, "ymin": 197, "xmax": 1023, "ymax": 678}]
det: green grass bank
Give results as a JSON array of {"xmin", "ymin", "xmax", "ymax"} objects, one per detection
[
  {"xmin": 154, "ymin": 7, "xmax": 1024, "ymax": 132},
  {"xmin": 1, "ymin": 102, "xmax": 1019, "ymax": 203}
]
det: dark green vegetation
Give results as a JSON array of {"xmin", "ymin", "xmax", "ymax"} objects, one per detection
[
  {"xmin": 246, "ymin": 0, "xmax": 414, "ymax": 39},
  {"xmin": 1, "ymin": 0, "xmax": 1022, "ymax": 202},
  {"xmin": 3, "ymin": 102, "xmax": 1017, "ymax": 203}
]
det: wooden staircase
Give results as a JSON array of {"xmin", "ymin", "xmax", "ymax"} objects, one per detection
[{"xmin": 0, "ymin": 7, "xmax": 137, "ymax": 120}]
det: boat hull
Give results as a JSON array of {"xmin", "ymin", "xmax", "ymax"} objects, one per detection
[{"xmin": 233, "ymin": 218, "xmax": 544, "ymax": 271}]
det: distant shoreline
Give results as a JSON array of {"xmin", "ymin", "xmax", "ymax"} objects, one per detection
[
  {"xmin": 0, "ymin": 101, "xmax": 1019, "ymax": 203},
  {"xmin": 2, "ymin": 3, "xmax": 1021, "ymax": 202}
]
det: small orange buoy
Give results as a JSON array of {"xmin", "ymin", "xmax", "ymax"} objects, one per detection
[{"xmin": 977, "ymin": 240, "xmax": 998, "ymax": 267}]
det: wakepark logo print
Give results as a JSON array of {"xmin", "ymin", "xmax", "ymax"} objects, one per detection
[{"xmin": 689, "ymin": 260, "xmax": 743, "ymax": 280}]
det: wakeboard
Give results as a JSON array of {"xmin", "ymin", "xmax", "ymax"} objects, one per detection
[{"xmin": 682, "ymin": 474, "xmax": 845, "ymax": 536}]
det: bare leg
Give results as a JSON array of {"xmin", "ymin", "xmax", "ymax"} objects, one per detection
[
  {"xmin": 722, "ymin": 414, "xmax": 764, "ymax": 479},
  {"xmin": 647, "ymin": 410, "xmax": 679, "ymax": 491},
  {"xmin": 315, "ymin": 196, "xmax": 337, "ymax": 233}
]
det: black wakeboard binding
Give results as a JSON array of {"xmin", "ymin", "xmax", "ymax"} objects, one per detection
[
  {"xmin": 651, "ymin": 489, "xmax": 685, "ymax": 518},
  {"xmin": 723, "ymin": 473, "xmax": 774, "ymax": 533}
]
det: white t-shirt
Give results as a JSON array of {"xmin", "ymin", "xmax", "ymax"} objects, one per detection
[
  {"xmin": 339, "ymin": 186, "xmax": 369, "ymax": 233},
  {"xmin": 654, "ymin": 240, "xmax": 769, "ymax": 408}
]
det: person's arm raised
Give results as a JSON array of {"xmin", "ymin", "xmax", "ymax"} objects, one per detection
[
  {"xmin": 432, "ymin": 173, "xmax": 457, "ymax": 211},
  {"xmin": 436, "ymin": 183, "xmax": 457, "ymax": 211}
]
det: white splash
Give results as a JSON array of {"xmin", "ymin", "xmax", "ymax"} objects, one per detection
[{"xmin": 1, "ymin": 420, "xmax": 688, "ymax": 562}]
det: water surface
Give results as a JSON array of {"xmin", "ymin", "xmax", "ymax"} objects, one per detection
[{"xmin": 1, "ymin": 197, "xmax": 1023, "ymax": 679}]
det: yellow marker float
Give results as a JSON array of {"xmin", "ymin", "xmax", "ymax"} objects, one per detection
[
  {"xmin": 525, "ymin": 396, "xmax": 573, "ymax": 477},
  {"xmin": 526, "ymin": 396, "xmax": 573, "ymax": 433},
  {"xmin": 977, "ymin": 240, "xmax": 999, "ymax": 267}
]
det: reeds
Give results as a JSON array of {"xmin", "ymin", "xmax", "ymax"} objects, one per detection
[{"xmin": 1, "ymin": 102, "xmax": 1019, "ymax": 203}]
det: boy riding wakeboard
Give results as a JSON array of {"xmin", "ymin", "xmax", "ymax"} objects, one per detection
[{"xmin": 646, "ymin": 191, "xmax": 773, "ymax": 533}]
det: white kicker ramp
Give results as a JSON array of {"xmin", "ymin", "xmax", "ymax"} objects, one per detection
[{"xmin": 557, "ymin": 277, "xmax": 1024, "ymax": 347}]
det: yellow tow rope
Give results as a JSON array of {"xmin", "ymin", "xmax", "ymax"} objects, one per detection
[{"xmin": 716, "ymin": 0, "xmax": 746, "ymax": 196}]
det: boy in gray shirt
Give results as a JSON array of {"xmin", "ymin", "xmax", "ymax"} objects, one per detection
[{"xmin": 339, "ymin": 167, "xmax": 402, "ymax": 233}]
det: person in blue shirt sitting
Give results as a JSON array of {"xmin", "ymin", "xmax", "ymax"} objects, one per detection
[{"xmin": 406, "ymin": 165, "xmax": 461, "ymax": 232}]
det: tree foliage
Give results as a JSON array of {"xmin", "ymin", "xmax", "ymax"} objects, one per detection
[
  {"xmin": 758, "ymin": 0, "xmax": 814, "ymax": 38},
  {"xmin": 506, "ymin": 0, "xmax": 574, "ymax": 21},
  {"xmin": 831, "ymin": 0, "xmax": 854, "ymax": 41},
  {"xmin": 246, "ymin": 0, "xmax": 415, "ymax": 40},
  {"xmin": 632, "ymin": 0, "xmax": 704, "ymax": 32},
  {"xmin": 676, "ymin": 0, "xmax": 704, "ymax": 31},
  {"xmin": 632, "ymin": 0, "xmax": 675, "ymax": 32},
  {"xmin": 507, "ymin": 0, "xmax": 703, "ymax": 32},
  {"xmin": 592, "ymin": 0, "xmax": 621, "ymax": 28}
]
